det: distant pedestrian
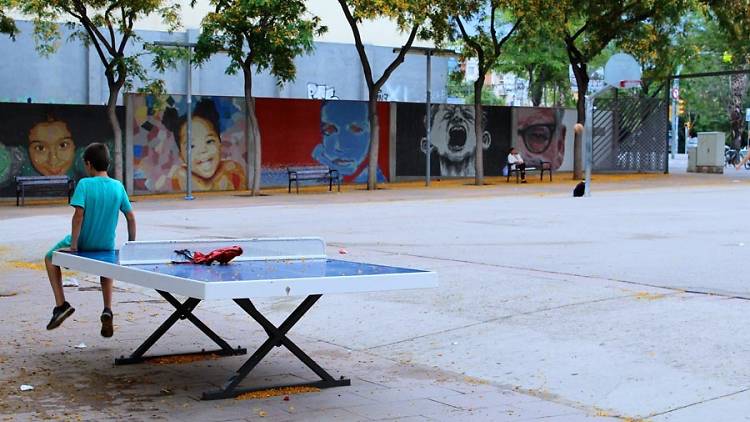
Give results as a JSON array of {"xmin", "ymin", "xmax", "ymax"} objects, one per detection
[{"xmin": 507, "ymin": 147, "xmax": 526, "ymax": 183}]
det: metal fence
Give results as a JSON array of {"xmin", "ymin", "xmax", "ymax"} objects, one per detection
[{"xmin": 592, "ymin": 94, "xmax": 668, "ymax": 172}]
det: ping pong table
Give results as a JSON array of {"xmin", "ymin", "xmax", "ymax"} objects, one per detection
[{"xmin": 52, "ymin": 237, "xmax": 437, "ymax": 400}]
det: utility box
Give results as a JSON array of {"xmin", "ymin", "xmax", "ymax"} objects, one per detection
[
  {"xmin": 687, "ymin": 147, "xmax": 697, "ymax": 172},
  {"xmin": 696, "ymin": 132, "xmax": 725, "ymax": 173}
]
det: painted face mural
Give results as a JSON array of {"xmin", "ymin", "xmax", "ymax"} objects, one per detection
[
  {"xmin": 313, "ymin": 101, "xmax": 370, "ymax": 176},
  {"xmin": 515, "ymin": 107, "xmax": 566, "ymax": 170},
  {"xmin": 422, "ymin": 104, "xmax": 491, "ymax": 177},
  {"xmin": 394, "ymin": 102, "xmax": 510, "ymax": 178},
  {"xmin": 27, "ymin": 120, "xmax": 76, "ymax": 176},
  {"xmin": 132, "ymin": 96, "xmax": 246, "ymax": 193},
  {"xmin": 0, "ymin": 104, "xmax": 118, "ymax": 196},
  {"xmin": 309, "ymin": 100, "xmax": 386, "ymax": 184},
  {"xmin": 178, "ymin": 116, "xmax": 221, "ymax": 180}
]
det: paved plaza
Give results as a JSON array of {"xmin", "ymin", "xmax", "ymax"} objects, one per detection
[{"xmin": 2, "ymin": 165, "xmax": 750, "ymax": 421}]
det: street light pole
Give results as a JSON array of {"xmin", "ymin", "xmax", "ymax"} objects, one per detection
[
  {"xmin": 150, "ymin": 40, "xmax": 198, "ymax": 200},
  {"xmin": 425, "ymin": 51, "xmax": 432, "ymax": 186},
  {"xmin": 395, "ymin": 47, "xmax": 458, "ymax": 187}
]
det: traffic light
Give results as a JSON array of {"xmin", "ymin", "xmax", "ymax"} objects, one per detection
[{"xmin": 678, "ymin": 99, "xmax": 686, "ymax": 115}]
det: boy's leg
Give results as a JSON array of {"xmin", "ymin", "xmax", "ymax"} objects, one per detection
[
  {"xmin": 100, "ymin": 277, "xmax": 113, "ymax": 310},
  {"xmin": 100, "ymin": 277, "xmax": 114, "ymax": 338},
  {"xmin": 44, "ymin": 257, "xmax": 65, "ymax": 307},
  {"xmin": 44, "ymin": 236, "xmax": 76, "ymax": 330}
]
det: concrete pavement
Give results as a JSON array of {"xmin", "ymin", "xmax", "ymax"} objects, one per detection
[{"xmin": 1, "ymin": 168, "xmax": 750, "ymax": 421}]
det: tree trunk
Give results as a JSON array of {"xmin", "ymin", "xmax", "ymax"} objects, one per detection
[
  {"xmin": 528, "ymin": 66, "xmax": 544, "ymax": 107},
  {"xmin": 243, "ymin": 65, "xmax": 261, "ymax": 195},
  {"xmin": 106, "ymin": 84, "xmax": 123, "ymax": 182},
  {"xmin": 367, "ymin": 93, "xmax": 379, "ymax": 190},
  {"xmin": 571, "ymin": 62, "xmax": 589, "ymax": 180},
  {"xmin": 474, "ymin": 77, "xmax": 484, "ymax": 185},
  {"xmin": 729, "ymin": 73, "xmax": 747, "ymax": 150}
]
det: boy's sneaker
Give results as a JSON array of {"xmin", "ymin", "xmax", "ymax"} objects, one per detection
[
  {"xmin": 46, "ymin": 302, "xmax": 75, "ymax": 330},
  {"xmin": 100, "ymin": 308, "xmax": 113, "ymax": 338}
]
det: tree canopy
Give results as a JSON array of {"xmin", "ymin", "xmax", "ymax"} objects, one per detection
[
  {"xmin": 22, "ymin": 0, "xmax": 184, "ymax": 182},
  {"xmin": 194, "ymin": 0, "xmax": 326, "ymax": 195},
  {"xmin": 0, "ymin": 0, "xmax": 18, "ymax": 38}
]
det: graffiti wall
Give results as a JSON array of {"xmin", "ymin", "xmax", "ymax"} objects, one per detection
[
  {"xmin": 0, "ymin": 103, "xmax": 121, "ymax": 196},
  {"xmin": 129, "ymin": 95, "xmax": 247, "ymax": 193},
  {"xmin": 128, "ymin": 95, "xmax": 390, "ymax": 193},
  {"xmin": 395, "ymin": 103, "xmax": 512, "ymax": 177},
  {"xmin": 511, "ymin": 107, "xmax": 576, "ymax": 172}
]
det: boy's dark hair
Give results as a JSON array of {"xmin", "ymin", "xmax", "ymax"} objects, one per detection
[{"xmin": 83, "ymin": 143, "xmax": 110, "ymax": 171}]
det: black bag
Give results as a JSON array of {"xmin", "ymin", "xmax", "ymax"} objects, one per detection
[{"xmin": 573, "ymin": 182, "xmax": 585, "ymax": 197}]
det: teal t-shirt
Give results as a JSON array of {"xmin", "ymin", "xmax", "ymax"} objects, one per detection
[{"xmin": 70, "ymin": 176, "xmax": 132, "ymax": 251}]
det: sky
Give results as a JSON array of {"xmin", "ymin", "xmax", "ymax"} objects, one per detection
[{"xmin": 130, "ymin": 0, "xmax": 436, "ymax": 48}]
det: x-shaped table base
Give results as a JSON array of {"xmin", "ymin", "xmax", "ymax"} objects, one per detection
[
  {"xmin": 115, "ymin": 290, "xmax": 247, "ymax": 365},
  {"xmin": 201, "ymin": 294, "xmax": 350, "ymax": 400}
]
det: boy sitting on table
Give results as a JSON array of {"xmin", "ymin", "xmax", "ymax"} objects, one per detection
[{"xmin": 44, "ymin": 143, "xmax": 136, "ymax": 337}]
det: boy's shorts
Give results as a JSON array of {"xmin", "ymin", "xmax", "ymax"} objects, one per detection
[{"xmin": 45, "ymin": 235, "xmax": 72, "ymax": 260}]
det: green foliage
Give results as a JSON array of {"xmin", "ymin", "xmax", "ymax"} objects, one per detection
[
  {"xmin": 0, "ymin": 0, "xmax": 19, "ymax": 39},
  {"xmin": 707, "ymin": 0, "xmax": 750, "ymax": 64},
  {"xmin": 495, "ymin": 15, "xmax": 569, "ymax": 105},
  {"xmin": 343, "ymin": 0, "xmax": 455, "ymax": 45},
  {"xmin": 21, "ymin": 0, "xmax": 183, "ymax": 93},
  {"xmin": 194, "ymin": 0, "xmax": 326, "ymax": 85}
]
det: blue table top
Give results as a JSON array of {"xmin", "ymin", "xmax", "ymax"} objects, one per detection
[{"xmin": 72, "ymin": 250, "xmax": 425, "ymax": 283}]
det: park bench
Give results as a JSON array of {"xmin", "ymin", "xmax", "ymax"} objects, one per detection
[
  {"xmin": 15, "ymin": 175, "xmax": 75, "ymax": 206},
  {"xmin": 506, "ymin": 160, "xmax": 552, "ymax": 183},
  {"xmin": 287, "ymin": 165, "xmax": 340, "ymax": 194}
]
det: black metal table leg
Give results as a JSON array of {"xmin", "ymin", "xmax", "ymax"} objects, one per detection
[
  {"xmin": 201, "ymin": 295, "xmax": 350, "ymax": 400},
  {"xmin": 115, "ymin": 290, "xmax": 246, "ymax": 365}
]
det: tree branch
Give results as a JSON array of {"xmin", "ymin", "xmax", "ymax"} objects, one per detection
[
  {"xmin": 494, "ymin": 17, "xmax": 522, "ymax": 58},
  {"xmin": 374, "ymin": 25, "xmax": 419, "ymax": 90},
  {"xmin": 338, "ymin": 0, "xmax": 374, "ymax": 88}
]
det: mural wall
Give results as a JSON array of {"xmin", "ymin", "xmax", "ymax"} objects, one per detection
[
  {"xmin": 395, "ymin": 103, "xmax": 512, "ymax": 177},
  {"xmin": 511, "ymin": 107, "xmax": 576, "ymax": 172},
  {"xmin": 0, "ymin": 103, "xmax": 121, "ymax": 196},
  {"xmin": 129, "ymin": 95, "xmax": 247, "ymax": 193},
  {"xmin": 128, "ymin": 95, "xmax": 390, "ymax": 193}
]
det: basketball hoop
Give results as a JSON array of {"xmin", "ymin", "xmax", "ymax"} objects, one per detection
[
  {"xmin": 618, "ymin": 80, "xmax": 641, "ymax": 89},
  {"xmin": 604, "ymin": 53, "xmax": 642, "ymax": 89}
]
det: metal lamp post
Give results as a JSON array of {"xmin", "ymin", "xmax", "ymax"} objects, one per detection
[
  {"xmin": 394, "ymin": 47, "xmax": 458, "ymax": 186},
  {"xmin": 151, "ymin": 40, "xmax": 198, "ymax": 200}
]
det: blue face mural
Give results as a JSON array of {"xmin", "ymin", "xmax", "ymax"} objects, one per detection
[{"xmin": 312, "ymin": 101, "xmax": 371, "ymax": 177}]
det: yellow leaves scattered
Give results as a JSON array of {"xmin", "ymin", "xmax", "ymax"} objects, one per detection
[
  {"xmin": 7, "ymin": 261, "xmax": 45, "ymax": 271},
  {"xmin": 234, "ymin": 385, "xmax": 321, "ymax": 400},
  {"xmin": 148, "ymin": 353, "xmax": 221, "ymax": 365},
  {"xmin": 632, "ymin": 292, "xmax": 665, "ymax": 301}
]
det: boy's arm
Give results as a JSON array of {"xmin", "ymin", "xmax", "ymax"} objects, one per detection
[
  {"xmin": 70, "ymin": 207, "xmax": 84, "ymax": 251},
  {"xmin": 124, "ymin": 211, "xmax": 137, "ymax": 242}
]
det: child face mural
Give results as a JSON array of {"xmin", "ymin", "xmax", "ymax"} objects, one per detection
[
  {"xmin": 178, "ymin": 116, "xmax": 221, "ymax": 180},
  {"xmin": 313, "ymin": 101, "xmax": 370, "ymax": 176},
  {"xmin": 27, "ymin": 120, "xmax": 75, "ymax": 176},
  {"xmin": 515, "ymin": 108, "xmax": 566, "ymax": 170}
]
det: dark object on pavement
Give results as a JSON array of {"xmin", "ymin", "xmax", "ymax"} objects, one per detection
[{"xmin": 573, "ymin": 182, "xmax": 585, "ymax": 197}]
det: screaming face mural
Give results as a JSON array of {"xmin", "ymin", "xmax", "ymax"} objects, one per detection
[
  {"xmin": 312, "ymin": 100, "xmax": 384, "ymax": 183},
  {"xmin": 396, "ymin": 102, "xmax": 511, "ymax": 178},
  {"xmin": 422, "ymin": 104, "xmax": 492, "ymax": 177}
]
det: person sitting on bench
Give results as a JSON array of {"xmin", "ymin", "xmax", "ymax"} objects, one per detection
[{"xmin": 507, "ymin": 147, "xmax": 527, "ymax": 183}]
